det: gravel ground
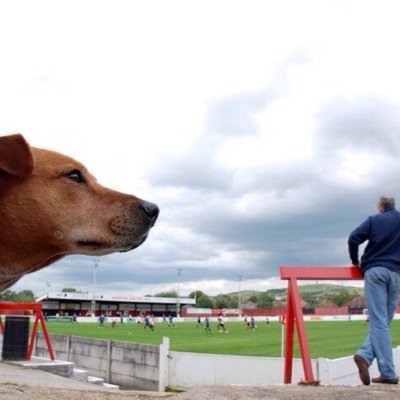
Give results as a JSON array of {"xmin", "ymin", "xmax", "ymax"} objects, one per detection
[
  {"xmin": 1, "ymin": 361, "xmax": 400, "ymax": 400},
  {"xmin": 173, "ymin": 384, "xmax": 400, "ymax": 400},
  {"xmin": 0, "ymin": 362, "xmax": 170, "ymax": 400}
]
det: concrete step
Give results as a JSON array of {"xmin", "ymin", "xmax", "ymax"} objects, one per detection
[
  {"xmin": 9, "ymin": 356, "xmax": 74, "ymax": 378},
  {"xmin": 103, "ymin": 382, "xmax": 120, "ymax": 389},
  {"xmin": 88, "ymin": 375, "xmax": 105, "ymax": 385},
  {"xmin": 8, "ymin": 355, "xmax": 119, "ymax": 390},
  {"xmin": 72, "ymin": 368, "xmax": 89, "ymax": 382}
]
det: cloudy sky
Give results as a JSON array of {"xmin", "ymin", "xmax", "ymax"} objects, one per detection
[{"xmin": 2, "ymin": 0, "xmax": 400, "ymax": 297}]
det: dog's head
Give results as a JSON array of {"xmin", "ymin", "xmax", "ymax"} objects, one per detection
[{"xmin": 0, "ymin": 134, "xmax": 159, "ymax": 289}]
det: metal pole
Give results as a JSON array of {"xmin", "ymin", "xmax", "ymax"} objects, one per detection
[
  {"xmin": 238, "ymin": 275, "xmax": 242, "ymax": 317},
  {"xmin": 91, "ymin": 258, "xmax": 99, "ymax": 317},
  {"xmin": 177, "ymin": 268, "xmax": 182, "ymax": 318},
  {"xmin": 46, "ymin": 282, "xmax": 51, "ymax": 298}
]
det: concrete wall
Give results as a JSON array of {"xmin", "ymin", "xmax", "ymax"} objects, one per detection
[
  {"xmin": 34, "ymin": 332, "xmax": 168, "ymax": 391},
  {"xmin": 167, "ymin": 351, "xmax": 310, "ymax": 388},
  {"xmin": 32, "ymin": 332, "xmax": 400, "ymax": 390},
  {"xmin": 167, "ymin": 347, "xmax": 400, "ymax": 388},
  {"xmin": 318, "ymin": 346, "xmax": 400, "ymax": 385}
]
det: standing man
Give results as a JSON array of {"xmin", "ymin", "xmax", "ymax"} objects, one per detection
[{"xmin": 348, "ymin": 195, "xmax": 400, "ymax": 385}]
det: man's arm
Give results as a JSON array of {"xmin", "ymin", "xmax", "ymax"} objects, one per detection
[{"xmin": 348, "ymin": 218, "xmax": 371, "ymax": 266}]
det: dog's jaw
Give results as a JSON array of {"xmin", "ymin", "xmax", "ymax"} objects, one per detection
[
  {"xmin": 0, "ymin": 253, "xmax": 65, "ymax": 292},
  {"xmin": 75, "ymin": 235, "xmax": 148, "ymax": 254}
]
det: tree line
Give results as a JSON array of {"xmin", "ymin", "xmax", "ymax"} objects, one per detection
[
  {"xmin": 0, "ymin": 284, "xmax": 361, "ymax": 308},
  {"xmin": 154, "ymin": 290, "xmax": 275, "ymax": 308},
  {"xmin": 154, "ymin": 284, "xmax": 362, "ymax": 309}
]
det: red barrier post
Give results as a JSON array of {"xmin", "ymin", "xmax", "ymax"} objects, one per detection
[
  {"xmin": 0, "ymin": 301, "xmax": 54, "ymax": 360},
  {"xmin": 279, "ymin": 265, "xmax": 362, "ymax": 384}
]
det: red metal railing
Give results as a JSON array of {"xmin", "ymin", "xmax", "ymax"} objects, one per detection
[{"xmin": 279, "ymin": 264, "xmax": 362, "ymax": 384}]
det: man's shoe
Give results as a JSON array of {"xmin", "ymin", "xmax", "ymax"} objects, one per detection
[
  {"xmin": 372, "ymin": 376, "xmax": 399, "ymax": 384},
  {"xmin": 354, "ymin": 354, "xmax": 370, "ymax": 385}
]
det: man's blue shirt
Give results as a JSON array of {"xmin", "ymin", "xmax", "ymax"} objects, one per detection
[{"xmin": 348, "ymin": 207, "xmax": 400, "ymax": 274}]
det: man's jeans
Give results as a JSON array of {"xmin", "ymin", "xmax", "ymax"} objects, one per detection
[{"xmin": 356, "ymin": 267, "xmax": 400, "ymax": 378}]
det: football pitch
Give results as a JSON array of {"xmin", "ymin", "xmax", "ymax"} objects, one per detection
[{"xmin": 43, "ymin": 319, "xmax": 400, "ymax": 359}]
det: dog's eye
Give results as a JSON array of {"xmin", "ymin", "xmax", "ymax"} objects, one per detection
[{"xmin": 64, "ymin": 169, "xmax": 85, "ymax": 183}]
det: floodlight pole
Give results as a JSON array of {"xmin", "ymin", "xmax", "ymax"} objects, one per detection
[
  {"xmin": 91, "ymin": 258, "xmax": 100, "ymax": 317},
  {"xmin": 238, "ymin": 275, "xmax": 242, "ymax": 317},
  {"xmin": 177, "ymin": 268, "xmax": 182, "ymax": 318}
]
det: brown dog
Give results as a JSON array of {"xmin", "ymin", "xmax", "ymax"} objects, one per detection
[{"xmin": 0, "ymin": 134, "xmax": 159, "ymax": 291}]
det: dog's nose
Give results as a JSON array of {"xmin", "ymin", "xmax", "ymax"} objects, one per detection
[{"xmin": 139, "ymin": 200, "xmax": 159, "ymax": 226}]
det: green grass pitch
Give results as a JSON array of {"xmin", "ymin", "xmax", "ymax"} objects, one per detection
[{"xmin": 42, "ymin": 319, "xmax": 400, "ymax": 359}]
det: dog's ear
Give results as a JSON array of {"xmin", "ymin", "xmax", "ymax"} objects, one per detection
[{"xmin": 0, "ymin": 134, "xmax": 34, "ymax": 177}]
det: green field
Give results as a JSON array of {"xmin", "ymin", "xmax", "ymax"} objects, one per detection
[{"xmin": 42, "ymin": 319, "xmax": 400, "ymax": 359}]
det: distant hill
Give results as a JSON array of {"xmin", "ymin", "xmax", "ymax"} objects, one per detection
[
  {"xmin": 268, "ymin": 284, "xmax": 363, "ymax": 297},
  {"xmin": 224, "ymin": 284, "xmax": 364, "ymax": 307},
  {"xmin": 226, "ymin": 290, "xmax": 261, "ymax": 298}
]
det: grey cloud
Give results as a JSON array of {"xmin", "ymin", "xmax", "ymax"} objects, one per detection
[
  {"xmin": 205, "ymin": 50, "xmax": 311, "ymax": 138},
  {"xmin": 315, "ymin": 96, "xmax": 400, "ymax": 156},
  {"xmin": 149, "ymin": 51, "xmax": 312, "ymax": 193},
  {"xmin": 149, "ymin": 152, "xmax": 233, "ymax": 191},
  {"xmin": 204, "ymin": 92, "xmax": 269, "ymax": 136},
  {"xmin": 230, "ymin": 161, "xmax": 316, "ymax": 194}
]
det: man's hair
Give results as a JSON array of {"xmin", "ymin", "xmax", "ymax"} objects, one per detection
[{"xmin": 378, "ymin": 195, "xmax": 395, "ymax": 209}]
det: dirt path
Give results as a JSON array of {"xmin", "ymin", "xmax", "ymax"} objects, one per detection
[
  {"xmin": 1, "ymin": 362, "xmax": 399, "ymax": 400},
  {"xmin": 2, "ymin": 382, "xmax": 400, "ymax": 400},
  {"xmin": 173, "ymin": 384, "xmax": 400, "ymax": 400}
]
